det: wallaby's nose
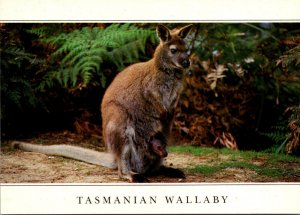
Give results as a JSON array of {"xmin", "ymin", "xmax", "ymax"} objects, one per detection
[{"xmin": 182, "ymin": 59, "xmax": 190, "ymax": 68}]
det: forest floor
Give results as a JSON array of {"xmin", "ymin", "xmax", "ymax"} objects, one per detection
[{"xmin": 1, "ymin": 131, "xmax": 300, "ymax": 183}]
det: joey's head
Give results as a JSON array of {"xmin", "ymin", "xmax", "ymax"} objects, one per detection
[
  {"xmin": 155, "ymin": 24, "xmax": 193, "ymax": 72},
  {"xmin": 150, "ymin": 133, "xmax": 168, "ymax": 158},
  {"xmin": 151, "ymin": 138, "xmax": 168, "ymax": 158}
]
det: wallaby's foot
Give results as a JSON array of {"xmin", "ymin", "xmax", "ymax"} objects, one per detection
[
  {"xmin": 119, "ymin": 171, "xmax": 150, "ymax": 183},
  {"xmin": 159, "ymin": 166, "xmax": 186, "ymax": 179},
  {"xmin": 130, "ymin": 173, "xmax": 150, "ymax": 183}
]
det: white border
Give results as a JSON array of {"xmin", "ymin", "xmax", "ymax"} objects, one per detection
[
  {"xmin": 0, "ymin": 0, "xmax": 300, "ymax": 22},
  {"xmin": 2, "ymin": 183, "xmax": 300, "ymax": 214}
]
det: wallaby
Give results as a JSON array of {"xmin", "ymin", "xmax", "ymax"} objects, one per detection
[{"xmin": 12, "ymin": 24, "xmax": 193, "ymax": 182}]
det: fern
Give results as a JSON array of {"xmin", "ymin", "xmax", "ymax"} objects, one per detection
[
  {"xmin": 263, "ymin": 107, "xmax": 300, "ymax": 154},
  {"xmin": 1, "ymin": 43, "xmax": 39, "ymax": 119},
  {"xmin": 27, "ymin": 26, "xmax": 50, "ymax": 38},
  {"xmin": 263, "ymin": 124, "xmax": 288, "ymax": 145},
  {"xmin": 31, "ymin": 24, "xmax": 157, "ymax": 90}
]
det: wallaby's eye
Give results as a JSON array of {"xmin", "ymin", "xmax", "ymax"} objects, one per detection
[{"xmin": 170, "ymin": 48, "xmax": 177, "ymax": 54}]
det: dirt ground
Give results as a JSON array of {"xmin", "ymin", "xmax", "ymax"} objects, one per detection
[{"xmin": 1, "ymin": 131, "xmax": 299, "ymax": 183}]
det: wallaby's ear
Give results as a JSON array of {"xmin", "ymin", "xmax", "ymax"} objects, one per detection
[
  {"xmin": 156, "ymin": 24, "xmax": 171, "ymax": 42},
  {"xmin": 178, "ymin": 24, "xmax": 194, "ymax": 39}
]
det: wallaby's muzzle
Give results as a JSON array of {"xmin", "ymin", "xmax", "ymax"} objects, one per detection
[{"xmin": 181, "ymin": 59, "xmax": 190, "ymax": 69}]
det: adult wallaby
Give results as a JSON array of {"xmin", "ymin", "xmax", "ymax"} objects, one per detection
[{"xmin": 12, "ymin": 24, "xmax": 193, "ymax": 182}]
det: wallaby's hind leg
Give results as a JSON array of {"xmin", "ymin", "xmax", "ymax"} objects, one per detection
[
  {"xmin": 103, "ymin": 110, "xmax": 149, "ymax": 182},
  {"xmin": 117, "ymin": 126, "xmax": 150, "ymax": 182},
  {"xmin": 117, "ymin": 143, "xmax": 149, "ymax": 183}
]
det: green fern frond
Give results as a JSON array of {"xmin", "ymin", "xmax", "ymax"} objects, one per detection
[
  {"xmin": 7, "ymin": 90, "xmax": 22, "ymax": 109},
  {"xmin": 27, "ymin": 26, "xmax": 49, "ymax": 38},
  {"xmin": 35, "ymin": 24, "xmax": 156, "ymax": 90},
  {"xmin": 99, "ymin": 73, "xmax": 106, "ymax": 88},
  {"xmin": 40, "ymin": 32, "xmax": 68, "ymax": 46},
  {"xmin": 81, "ymin": 68, "xmax": 94, "ymax": 86},
  {"xmin": 264, "ymin": 130, "xmax": 288, "ymax": 144},
  {"xmin": 1, "ymin": 40, "xmax": 39, "ymax": 119},
  {"xmin": 262, "ymin": 119, "xmax": 288, "ymax": 145}
]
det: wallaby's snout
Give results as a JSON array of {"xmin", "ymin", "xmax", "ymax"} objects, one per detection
[
  {"xmin": 181, "ymin": 58, "xmax": 190, "ymax": 69},
  {"xmin": 170, "ymin": 49, "xmax": 191, "ymax": 69}
]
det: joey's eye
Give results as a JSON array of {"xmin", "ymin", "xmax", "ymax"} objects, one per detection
[{"xmin": 170, "ymin": 48, "xmax": 177, "ymax": 54}]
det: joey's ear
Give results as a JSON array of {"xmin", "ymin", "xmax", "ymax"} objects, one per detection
[
  {"xmin": 156, "ymin": 24, "xmax": 171, "ymax": 42},
  {"xmin": 178, "ymin": 24, "xmax": 194, "ymax": 39}
]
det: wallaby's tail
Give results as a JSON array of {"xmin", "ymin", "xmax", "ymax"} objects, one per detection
[{"xmin": 12, "ymin": 141, "xmax": 117, "ymax": 169}]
